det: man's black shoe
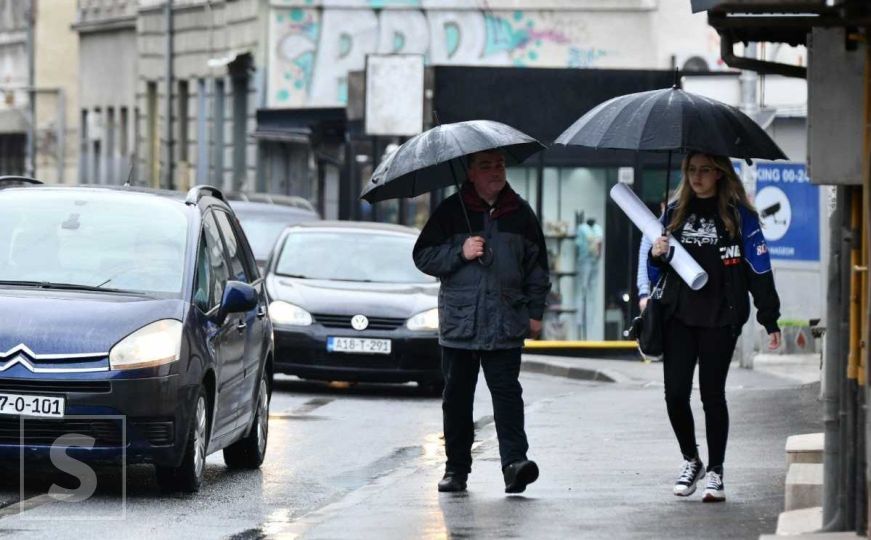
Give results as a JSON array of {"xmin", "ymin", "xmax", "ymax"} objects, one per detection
[
  {"xmin": 437, "ymin": 473, "xmax": 467, "ymax": 492},
  {"xmin": 503, "ymin": 460, "xmax": 539, "ymax": 493}
]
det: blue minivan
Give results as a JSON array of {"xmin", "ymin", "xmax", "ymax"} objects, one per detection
[{"xmin": 0, "ymin": 181, "xmax": 273, "ymax": 492}]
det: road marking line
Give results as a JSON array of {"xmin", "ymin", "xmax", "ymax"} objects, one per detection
[{"xmin": 0, "ymin": 493, "xmax": 57, "ymax": 519}]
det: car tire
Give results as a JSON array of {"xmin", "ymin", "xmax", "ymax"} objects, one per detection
[
  {"xmin": 155, "ymin": 387, "xmax": 209, "ymax": 493},
  {"xmin": 223, "ymin": 373, "xmax": 270, "ymax": 469}
]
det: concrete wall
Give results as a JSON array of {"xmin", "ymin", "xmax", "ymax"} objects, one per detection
[{"xmin": 0, "ymin": 0, "xmax": 28, "ymax": 110}]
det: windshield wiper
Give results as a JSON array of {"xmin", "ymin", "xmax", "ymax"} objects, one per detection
[
  {"xmin": 276, "ymin": 272, "xmax": 312, "ymax": 279},
  {"xmin": 0, "ymin": 280, "xmax": 145, "ymax": 295}
]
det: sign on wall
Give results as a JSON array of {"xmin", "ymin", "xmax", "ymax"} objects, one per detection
[
  {"xmin": 754, "ymin": 162, "xmax": 819, "ymax": 262},
  {"xmin": 364, "ymin": 54, "xmax": 424, "ymax": 137}
]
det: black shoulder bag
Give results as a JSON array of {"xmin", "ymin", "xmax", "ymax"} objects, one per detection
[{"xmin": 629, "ymin": 269, "xmax": 672, "ymax": 361}]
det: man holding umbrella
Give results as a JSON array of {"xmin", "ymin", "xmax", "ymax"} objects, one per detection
[
  {"xmin": 360, "ymin": 119, "xmax": 550, "ymax": 494},
  {"xmin": 413, "ymin": 149, "xmax": 550, "ymax": 494}
]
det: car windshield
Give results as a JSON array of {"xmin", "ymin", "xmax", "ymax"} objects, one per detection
[
  {"xmin": 235, "ymin": 209, "xmax": 316, "ymax": 261},
  {"xmin": 0, "ymin": 190, "xmax": 189, "ymax": 295},
  {"xmin": 274, "ymin": 230, "xmax": 435, "ymax": 284}
]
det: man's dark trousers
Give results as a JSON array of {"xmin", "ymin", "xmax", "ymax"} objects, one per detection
[{"xmin": 442, "ymin": 346, "xmax": 529, "ymax": 475}]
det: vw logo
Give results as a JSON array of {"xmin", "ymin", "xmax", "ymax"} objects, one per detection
[{"xmin": 351, "ymin": 315, "xmax": 369, "ymax": 331}]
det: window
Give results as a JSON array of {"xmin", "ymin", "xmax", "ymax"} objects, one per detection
[
  {"xmin": 147, "ymin": 82, "xmax": 159, "ymax": 188},
  {"xmin": 202, "ymin": 212, "xmax": 230, "ymax": 309},
  {"xmin": 119, "ymin": 107, "xmax": 128, "ymax": 157},
  {"xmin": 213, "ymin": 211, "xmax": 249, "ymax": 283},
  {"xmin": 178, "ymin": 80, "xmax": 189, "ymax": 162},
  {"xmin": 231, "ymin": 74, "xmax": 248, "ymax": 189},
  {"xmin": 196, "ymin": 79, "xmax": 209, "ymax": 184},
  {"xmin": 213, "ymin": 79, "xmax": 225, "ymax": 187},
  {"xmin": 106, "ymin": 107, "xmax": 115, "ymax": 184}
]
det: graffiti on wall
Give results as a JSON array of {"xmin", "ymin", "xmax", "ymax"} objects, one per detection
[{"xmin": 269, "ymin": 7, "xmax": 608, "ymax": 107}]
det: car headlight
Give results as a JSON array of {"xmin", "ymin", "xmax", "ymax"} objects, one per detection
[
  {"xmin": 109, "ymin": 319, "xmax": 183, "ymax": 371},
  {"xmin": 269, "ymin": 300, "xmax": 313, "ymax": 326},
  {"xmin": 406, "ymin": 308, "xmax": 439, "ymax": 331}
]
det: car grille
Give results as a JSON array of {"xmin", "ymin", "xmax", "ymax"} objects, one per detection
[
  {"xmin": 0, "ymin": 417, "xmax": 124, "ymax": 446},
  {"xmin": 313, "ymin": 314, "xmax": 406, "ymax": 331},
  {"xmin": 0, "ymin": 379, "xmax": 111, "ymax": 394}
]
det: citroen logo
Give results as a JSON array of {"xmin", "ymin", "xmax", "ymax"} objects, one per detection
[{"xmin": 351, "ymin": 315, "xmax": 369, "ymax": 331}]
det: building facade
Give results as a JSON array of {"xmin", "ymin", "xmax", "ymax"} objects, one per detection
[
  {"xmin": 34, "ymin": 0, "xmax": 79, "ymax": 184},
  {"xmin": 75, "ymin": 0, "xmax": 138, "ymax": 186},
  {"xmin": 0, "ymin": 0, "xmax": 31, "ymax": 175}
]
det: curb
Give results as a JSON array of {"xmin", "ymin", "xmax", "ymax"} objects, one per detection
[{"xmin": 520, "ymin": 359, "xmax": 621, "ymax": 383}]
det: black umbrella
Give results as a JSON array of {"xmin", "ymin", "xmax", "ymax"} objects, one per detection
[
  {"xmin": 361, "ymin": 119, "xmax": 544, "ymax": 202},
  {"xmin": 554, "ymin": 85, "xmax": 787, "ymax": 209},
  {"xmin": 360, "ymin": 119, "xmax": 545, "ymax": 234}
]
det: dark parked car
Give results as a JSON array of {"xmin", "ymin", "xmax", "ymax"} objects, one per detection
[
  {"xmin": 226, "ymin": 193, "xmax": 320, "ymax": 270},
  {"xmin": 0, "ymin": 181, "xmax": 273, "ymax": 492},
  {"xmin": 265, "ymin": 221, "xmax": 442, "ymax": 393}
]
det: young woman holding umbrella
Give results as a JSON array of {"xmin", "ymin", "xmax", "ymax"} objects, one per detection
[{"xmin": 648, "ymin": 152, "xmax": 782, "ymax": 502}]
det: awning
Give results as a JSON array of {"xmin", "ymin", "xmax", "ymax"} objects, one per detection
[
  {"xmin": 0, "ymin": 108, "xmax": 27, "ymax": 135},
  {"xmin": 250, "ymin": 127, "xmax": 311, "ymax": 144},
  {"xmin": 691, "ymin": 0, "xmax": 723, "ymax": 13},
  {"xmin": 253, "ymin": 107, "xmax": 347, "ymax": 144}
]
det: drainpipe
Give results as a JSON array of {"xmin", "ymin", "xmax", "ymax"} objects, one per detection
[
  {"xmin": 822, "ymin": 187, "xmax": 845, "ymax": 529},
  {"xmin": 163, "ymin": 0, "xmax": 174, "ymax": 190},
  {"xmin": 845, "ymin": 190, "xmax": 862, "ymax": 529},
  {"xmin": 739, "ymin": 43, "xmax": 759, "ymax": 117},
  {"xmin": 25, "ymin": 0, "xmax": 36, "ymax": 177}
]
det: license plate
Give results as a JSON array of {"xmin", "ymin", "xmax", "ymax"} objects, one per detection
[
  {"xmin": 0, "ymin": 392, "xmax": 65, "ymax": 418},
  {"xmin": 327, "ymin": 337, "xmax": 392, "ymax": 355}
]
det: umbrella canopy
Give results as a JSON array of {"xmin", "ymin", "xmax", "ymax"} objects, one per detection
[
  {"xmin": 554, "ymin": 87, "xmax": 788, "ymax": 161},
  {"xmin": 360, "ymin": 120, "xmax": 545, "ymax": 203}
]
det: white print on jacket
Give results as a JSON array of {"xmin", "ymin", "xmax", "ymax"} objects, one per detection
[{"xmin": 680, "ymin": 214, "xmax": 718, "ymax": 246}]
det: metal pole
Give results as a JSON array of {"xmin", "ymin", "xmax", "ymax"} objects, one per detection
[
  {"xmin": 25, "ymin": 0, "xmax": 35, "ymax": 177},
  {"xmin": 822, "ymin": 186, "xmax": 845, "ymax": 529},
  {"xmin": 163, "ymin": 0, "xmax": 174, "ymax": 190}
]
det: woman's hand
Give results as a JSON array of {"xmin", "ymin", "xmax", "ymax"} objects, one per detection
[
  {"xmin": 768, "ymin": 331, "xmax": 782, "ymax": 350},
  {"xmin": 651, "ymin": 235, "xmax": 670, "ymax": 258}
]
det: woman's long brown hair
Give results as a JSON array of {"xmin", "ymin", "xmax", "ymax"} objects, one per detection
[{"xmin": 667, "ymin": 152, "xmax": 757, "ymax": 239}]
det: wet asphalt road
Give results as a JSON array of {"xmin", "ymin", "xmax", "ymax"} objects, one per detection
[{"xmin": 0, "ymin": 361, "xmax": 819, "ymax": 539}]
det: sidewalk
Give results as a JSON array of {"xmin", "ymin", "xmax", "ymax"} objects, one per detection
[{"xmin": 288, "ymin": 353, "xmax": 822, "ymax": 539}]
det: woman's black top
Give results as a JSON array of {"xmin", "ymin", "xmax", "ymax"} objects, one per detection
[{"xmin": 674, "ymin": 197, "xmax": 731, "ymax": 328}]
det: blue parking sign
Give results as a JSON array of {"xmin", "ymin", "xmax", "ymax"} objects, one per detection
[{"xmin": 754, "ymin": 162, "xmax": 819, "ymax": 262}]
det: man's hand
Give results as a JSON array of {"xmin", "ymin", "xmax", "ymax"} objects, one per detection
[
  {"xmin": 462, "ymin": 236, "xmax": 485, "ymax": 261},
  {"xmin": 639, "ymin": 297, "xmax": 648, "ymax": 311},
  {"xmin": 529, "ymin": 319, "xmax": 542, "ymax": 339},
  {"xmin": 768, "ymin": 331, "xmax": 782, "ymax": 350}
]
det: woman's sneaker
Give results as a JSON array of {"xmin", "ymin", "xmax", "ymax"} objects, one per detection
[
  {"xmin": 673, "ymin": 458, "xmax": 705, "ymax": 496},
  {"xmin": 702, "ymin": 471, "xmax": 726, "ymax": 502}
]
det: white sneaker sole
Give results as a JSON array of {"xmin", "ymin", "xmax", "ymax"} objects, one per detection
[
  {"xmin": 673, "ymin": 471, "xmax": 704, "ymax": 497},
  {"xmin": 702, "ymin": 489, "xmax": 726, "ymax": 502}
]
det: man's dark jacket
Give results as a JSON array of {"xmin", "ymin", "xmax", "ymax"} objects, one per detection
[{"xmin": 413, "ymin": 184, "xmax": 551, "ymax": 350}]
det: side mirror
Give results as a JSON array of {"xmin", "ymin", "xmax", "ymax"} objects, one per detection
[{"xmin": 216, "ymin": 281, "xmax": 258, "ymax": 325}]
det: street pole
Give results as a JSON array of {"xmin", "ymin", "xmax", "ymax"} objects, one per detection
[
  {"xmin": 25, "ymin": 0, "xmax": 36, "ymax": 178},
  {"xmin": 163, "ymin": 0, "xmax": 174, "ymax": 190}
]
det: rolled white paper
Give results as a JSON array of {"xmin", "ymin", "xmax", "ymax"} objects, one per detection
[{"xmin": 609, "ymin": 183, "xmax": 708, "ymax": 291}]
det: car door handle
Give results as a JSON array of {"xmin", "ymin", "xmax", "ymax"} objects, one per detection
[
  {"xmin": 236, "ymin": 320, "xmax": 247, "ymax": 332},
  {"xmin": 256, "ymin": 306, "xmax": 266, "ymax": 319}
]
